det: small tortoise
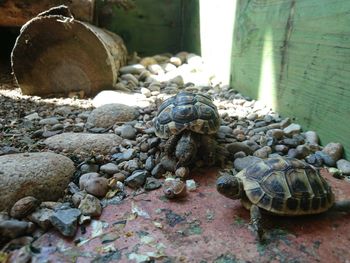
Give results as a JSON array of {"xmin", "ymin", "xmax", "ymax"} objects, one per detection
[
  {"xmin": 216, "ymin": 156, "xmax": 350, "ymax": 240},
  {"xmin": 154, "ymin": 91, "xmax": 223, "ymax": 168}
]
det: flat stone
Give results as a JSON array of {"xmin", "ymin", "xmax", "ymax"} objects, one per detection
[
  {"xmin": 125, "ymin": 170, "xmax": 148, "ymax": 189},
  {"xmin": 45, "ymin": 133, "xmax": 122, "ymax": 155},
  {"xmin": 50, "ymin": 208, "xmax": 81, "ymax": 237},
  {"xmin": 93, "ymin": 91, "xmax": 150, "ymax": 108},
  {"xmin": 39, "ymin": 117, "xmax": 59, "ymax": 125},
  {"xmin": 234, "ymin": 156, "xmax": 262, "ymax": 171},
  {"xmin": 144, "ymin": 177, "xmax": 162, "ymax": 191},
  {"xmin": 283, "ymin": 123, "xmax": 301, "ymax": 137},
  {"xmin": 119, "ymin": 64, "xmax": 145, "ymax": 74},
  {"xmin": 86, "ymin": 103, "xmax": 139, "ymax": 128},
  {"xmin": 336, "ymin": 159, "xmax": 350, "ymax": 175},
  {"xmin": 113, "ymin": 148, "xmax": 137, "ymax": 162},
  {"xmin": 0, "ymin": 152, "xmax": 74, "ymax": 212},
  {"xmin": 78, "ymin": 194, "xmax": 102, "ymax": 217},
  {"xmin": 100, "ymin": 163, "xmax": 119, "ymax": 175}
]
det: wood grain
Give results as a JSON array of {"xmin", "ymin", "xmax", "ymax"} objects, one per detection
[{"xmin": 231, "ymin": 0, "xmax": 350, "ymax": 158}]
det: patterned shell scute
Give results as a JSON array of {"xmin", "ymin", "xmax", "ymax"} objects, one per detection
[
  {"xmin": 241, "ymin": 157, "xmax": 334, "ymax": 216},
  {"xmin": 154, "ymin": 92, "xmax": 220, "ymax": 138}
]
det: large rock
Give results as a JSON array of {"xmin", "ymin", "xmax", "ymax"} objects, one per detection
[
  {"xmin": 0, "ymin": 152, "xmax": 74, "ymax": 212},
  {"xmin": 44, "ymin": 133, "xmax": 122, "ymax": 155},
  {"xmin": 87, "ymin": 103, "xmax": 139, "ymax": 128}
]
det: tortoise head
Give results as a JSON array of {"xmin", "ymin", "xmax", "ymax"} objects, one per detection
[{"xmin": 216, "ymin": 173, "xmax": 243, "ymax": 200}]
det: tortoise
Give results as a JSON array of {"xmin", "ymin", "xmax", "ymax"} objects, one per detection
[
  {"xmin": 154, "ymin": 91, "xmax": 223, "ymax": 168},
  {"xmin": 216, "ymin": 156, "xmax": 350, "ymax": 240}
]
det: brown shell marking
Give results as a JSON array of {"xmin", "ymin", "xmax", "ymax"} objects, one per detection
[
  {"xmin": 154, "ymin": 92, "xmax": 220, "ymax": 138},
  {"xmin": 239, "ymin": 157, "xmax": 334, "ymax": 216}
]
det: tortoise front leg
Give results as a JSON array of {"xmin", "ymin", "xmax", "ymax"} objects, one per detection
[
  {"xmin": 250, "ymin": 204, "xmax": 264, "ymax": 241},
  {"xmin": 164, "ymin": 134, "xmax": 181, "ymax": 157}
]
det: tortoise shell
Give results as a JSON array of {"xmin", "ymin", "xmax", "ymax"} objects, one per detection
[
  {"xmin": 237, "ymin": 157, "xmax": 335, "ymax": 216},
  {"xmin": 154, "ymin": 92, "xmax": 220, "ymax": 138}
]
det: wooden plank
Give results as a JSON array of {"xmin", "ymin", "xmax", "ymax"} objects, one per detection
[
  {"xmin": 98, "ymin": 0, "xmax": 183, "ymax": 55},
  {"xmin": 231, "ymin": 0, "xmax": 350, "ymax": 158}
]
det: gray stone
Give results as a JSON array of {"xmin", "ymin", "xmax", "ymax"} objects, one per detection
[
  {"xmin": 114, "ymin": 148, "xmax": 137, "ymax": 162},
  {"xmin": 86, "ymin": 103, "xmax": 139, "ymax": 128},
  {"xmin": 0, "ymin": 152, "xmax": 74, "ymax": 212},
  {"xmin": 28, "ymin": 208, "xmax": 54, "ymax": 230},
  {"xmin": 125, "ymin": 170, "xmax": 148, "ymax": 189},
  {"xmin": 120, "ymin": 124, "xmax": 137, "ymax": 139},
  {"xmin": 80, "ymin": 164, "xmax": 99, "ymax": 174},
  {"xmin": 145, "ymin": 156, "xmax": 155, "ymax": 171},
  {"xmin": 72, "ymin": 191, "xmax": 87, "ymax": 208},
  {"xmin": 253, "ymin": 146, "xmax": 272, "ymax": 159},
  {"xmin": 125, "ymin": 159, "xmax": 140, "ymax": 172},
  {"xmin": 219, "ymin": 125, "xmax": 233, "ymax": 135},
  {"xmin": 119, "ymin": 64, "xmax": 145, "ymax": 74},
  {"xmin": 274, "ymin": 144, "xmax": 289, "ymax": 154},
  {"xmin": 151, "ymin": 163, "xmax": 166, "ymax": 178},
  {"xmin": 50, "ymin": 208, "xmax": 81, "ymax": 237},
  {"xmin": 233, "ymin": 151, "xmax": 246, "ymax": 159},
  {"xmin": 305, "ymin": 154, "xmax": 323, "ymax": 167},
  {"xmin": 100, "ymin": 163, "xmax": 119, "ymax": 175},
  {"xmin": 24, "ymin": 112, "xmax": 41, "ymax": 121},
  {"xmin": 234, "ymin": 156, "xmax": 262, "ymax": 171},
  {"xmin": 78, "ymin": 194, "xmax": 102, "ymax": 217},
  {"xmin": 45, "ymin": 133, "xmax": 122, "ymax": 155},
  {"xmin": 226, "ymin": 142, "xmax": 254, "ymax": 157},
  {"xmin": 336, "ymin": 159, "xmax": 350, "ymax": 175},
  {"xmin": 283, "ymin": 123, "xmax": 301, "ymax": 137},
  {"xmin": 144, "ymin": 177, "xmax": 162, "ymax": 191},
  {"xmin": 304, "ymin": 131, "xmax": 319, "ymax": 145},
  {"xmin": 322, "ymin": 142, "xmax": 343, "ymax": 162},
  {"xmin": 0, "ymin": 219, "xmax": 35, "ymax": 240},
  {"xmin": 39, "ymin": 117, "xmax": 59, "ymax": 125}
]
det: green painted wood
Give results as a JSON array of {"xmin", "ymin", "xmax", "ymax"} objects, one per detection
[
  {"xmin": 231, "ymin": 0, "xmax": 350, "ymax": 158},
  {"xmin": 182, "ymin": 0, "xmax": 201, "ymax": 55},
  {"xmin": 96, "ymin": 0, "xmax": 183, "ymax": 56}
]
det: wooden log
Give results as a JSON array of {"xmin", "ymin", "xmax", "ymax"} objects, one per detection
[
  {"xmin": 0, "ymin": 0, "xmax": 95, "ymax": 27},
  {"xmin": 11, "ymin": 5, "xmax": 127, "ymax": 97}
]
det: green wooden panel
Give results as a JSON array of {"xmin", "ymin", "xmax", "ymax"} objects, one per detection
[
  {"xmin": 97, "ymin": 0, "xmax": 183, "ymax": 56},
  {"xmin": 231, "ymin": 0, "xmax": 350, "ymax": 158},
  {"xmin": 182, "ymin": 0, "xmax": 201, "ymax": 55}
]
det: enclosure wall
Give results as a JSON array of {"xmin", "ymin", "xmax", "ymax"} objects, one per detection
[{"xmin": 230, "ymin": 0, "xmax": 350, "ymax": 158}]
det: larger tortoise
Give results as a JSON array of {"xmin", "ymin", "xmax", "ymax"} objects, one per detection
[
  {"xmin": 216, "ymin": 156, "xmax": 350, "ymax": 240},
  {"xmin": 154, "ymin": 91, "xmax": 222, "ymax": 168}
]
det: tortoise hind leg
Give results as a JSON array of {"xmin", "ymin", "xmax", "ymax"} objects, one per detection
[{"xmin": 250, "ymin": 204, "xmax": 264, "ymax": 241}]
